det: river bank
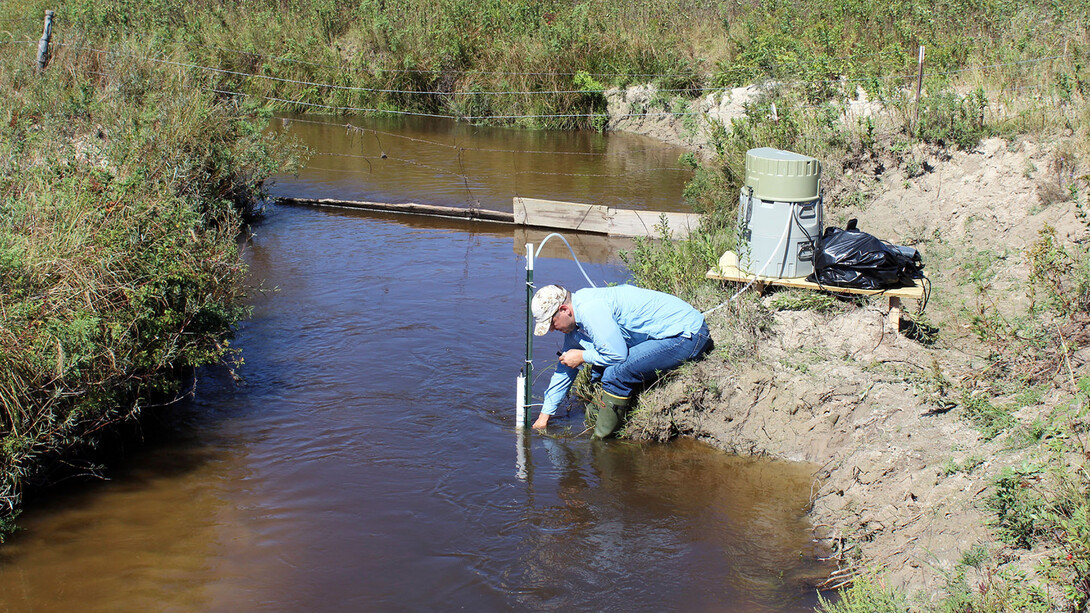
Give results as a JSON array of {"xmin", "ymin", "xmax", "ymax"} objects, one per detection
[
  {"xmin": 611, "ymin": 91, "xmax": 1090, "ymax": 608},
  {"xmin": 0, "ymin": 25, "xmax": 300, "ymax": 530}
]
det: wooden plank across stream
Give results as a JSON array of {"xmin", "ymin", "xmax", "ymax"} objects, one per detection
[
  {"xmin": 513, "ymin": 197, "xmax": 701, "ymax": 238},
  {"xmin": 276, "ymin": 196, "xmax": 701, "ymax": 239}
]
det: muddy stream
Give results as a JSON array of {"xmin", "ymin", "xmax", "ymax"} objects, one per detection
[{"xmin": 0, "ymin": 116, "xmax": 830, "ymax": 612}]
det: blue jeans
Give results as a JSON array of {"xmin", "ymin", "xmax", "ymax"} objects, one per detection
[{"xmin": 599, "ymin": 322, "xmax": 711, "ymax": 398}]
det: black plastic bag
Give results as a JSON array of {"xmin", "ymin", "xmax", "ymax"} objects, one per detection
[{"xmin": 807, "ymin": 219, "xmax": 924, "ymax": 290}]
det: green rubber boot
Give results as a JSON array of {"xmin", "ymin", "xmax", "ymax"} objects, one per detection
[{"xmin": 592, "ymin": 392, "xmax": 630, "ymax": 439}]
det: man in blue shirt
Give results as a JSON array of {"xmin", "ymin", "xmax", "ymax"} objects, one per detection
[{"xmin": 531, "ymin": 284, "xmax": 711, "ymax": 438}]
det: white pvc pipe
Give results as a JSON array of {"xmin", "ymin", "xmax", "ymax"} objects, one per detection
[
  {"xmin": 515, "ymin": 374, "xmax": 526, "ymax": 428},
  {"xmin": 515, "ymin": 428, "xmax": 528, "ymax": 482}
]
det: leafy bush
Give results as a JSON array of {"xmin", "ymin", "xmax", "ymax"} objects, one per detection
[
  {"xmin": 915, "ymin": 88, "xmax": 991, "ymax": 150},
  {"xmin": 987, "ymin": 465, "xmax": 1049, "ymax": 549},
  {"xmin": 620, "ymin": 215, "xmax": 732, "ymax": 309}
]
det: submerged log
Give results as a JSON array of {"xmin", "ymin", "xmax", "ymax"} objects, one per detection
[{"xmin": 277, "ymin": 197, "xmax": 515, "ymax": 223}]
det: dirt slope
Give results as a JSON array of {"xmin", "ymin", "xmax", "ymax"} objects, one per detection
[{"xmin": 607, "ymin": 89, "xmax": 1090, "ymax": 602}]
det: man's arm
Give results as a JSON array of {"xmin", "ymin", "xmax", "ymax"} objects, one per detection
[
  {"xmin": 533, "ymin": 335, "xmax": 580, "ymax": 429},
  {"xmin": 533, "ymin": 365, "xmax": 576, "ymax": 428}
]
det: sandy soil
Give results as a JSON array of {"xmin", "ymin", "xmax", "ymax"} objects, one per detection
[{"xmin": 606, "ymin": 85, "xmax": 1090, "ymax": 604}]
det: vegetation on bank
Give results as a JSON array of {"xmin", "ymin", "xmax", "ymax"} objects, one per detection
[
  {"xmin": 615, "ymin": 21, "xmax": 1090, "ymax": 613},
  {"xmin": 0, "ymin": 11, "xmax": 299, "ymax": 531},
  {"xmin": 1, "ymin": 0, "xmax": 1084, "ymax": 131},
  {"xmin": 1, "ymin": 0, "xmax": 1089, "ymax": 609}
]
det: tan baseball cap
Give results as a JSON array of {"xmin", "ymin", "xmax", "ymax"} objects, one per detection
[{"xmin": 531, "ymin": 285, "xmax": 568, "ymax": 336}]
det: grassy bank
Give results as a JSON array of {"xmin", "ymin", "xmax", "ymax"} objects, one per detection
[
  {"xmin": 2, "ymin": 0, "xmax": 1085, "ymax": 130},
  {"xmin": 0, "ymin": 20, "xmax": 299, "ymax": 530}
]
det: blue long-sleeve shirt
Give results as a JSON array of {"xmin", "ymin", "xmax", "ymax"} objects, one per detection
[{"xmin": 540, "ymin": 285, "xmax": 705, "ymax": 416}]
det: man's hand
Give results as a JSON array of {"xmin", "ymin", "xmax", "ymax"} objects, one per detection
[
  {"xmin": 532, "ymin": 413, "xmax": 550, "ymax": 429},
  {"xmin": 559, "ymin": 349, "xmax": 585, "ymax": 368}
]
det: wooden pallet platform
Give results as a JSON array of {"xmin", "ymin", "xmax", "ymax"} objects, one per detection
[{"xmin": 706, "ymin": 251, "xmax": 927, "ymax": 328}]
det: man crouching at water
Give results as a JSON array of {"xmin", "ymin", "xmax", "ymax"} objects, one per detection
[{"xmin": 531, "ymin": 284, "xmax": 711, "ymax": 438}]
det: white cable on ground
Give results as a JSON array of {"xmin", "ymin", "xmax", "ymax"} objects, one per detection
[{"xmin": 702, "ymin": 207, "xmax": 794, "ymax": 316}]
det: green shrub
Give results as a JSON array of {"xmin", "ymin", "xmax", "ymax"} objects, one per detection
[
  {"xmin": 987, "ymin": 464, "xmax": 1049, "ymax": 549},
  {"xmin": 960, "ymin": 392, "xmax": 1015, "ymax": 439},
  {"xmin": 915, "ymin": 88, "xmax": 991, "ymax": 150},
  {"xmin": 1027, "ymin": 225, "xmax": 1090, "ymax": 319},
  {"xmin": 938, "ymin": 562, "xmax": 1051, "ymax": 613},
  {"xmin": 1040, "ymin": 465, "xmax": 1090, "ymax": 609},
  {"xmin": 767, "ymin": 289, "xmax": 842, "ymax": 312},
  {"xmin": 620, "ymin": 215, "xmax": 733, "ymax": 309}
]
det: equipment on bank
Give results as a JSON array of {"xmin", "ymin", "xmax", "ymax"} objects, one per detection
[
  {"xmin": 736, "ymin": 148, "xmax": 822, "ymax": 279},
  {"xmin": 808, "ymin": 219, "xmax": 925, "ymax": 290}
]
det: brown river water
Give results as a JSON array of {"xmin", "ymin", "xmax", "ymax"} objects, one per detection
[{"xmin": 0, "ymin": 116, "xmax": 831, "ymax": 612}]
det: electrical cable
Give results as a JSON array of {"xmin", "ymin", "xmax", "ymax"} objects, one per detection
[
  {"xmin": 702, "ymin": 204, "xmax": 795, "ymax": 316},
  {"xmin": 533, "ymin": 233, "xmax": 598, "ymax": 288}
]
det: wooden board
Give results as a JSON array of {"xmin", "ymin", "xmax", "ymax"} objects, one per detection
[
  {"xmin": 514, "ymin": 197, "xmax": 611, "ymax": 234},
  {"xmin": 706, "ymin": 251, "xmax": 926, "ymax": 300},
  {"xmin": 513, "ymin": 197, "xmax": 701, "ymax": 238},
  {"xmin": 278, "ymin": 196, "xmax": 700, "ymax": 239}
]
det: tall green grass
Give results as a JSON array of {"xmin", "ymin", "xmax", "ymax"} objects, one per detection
[
  {"xmin": 3, "ymin": 0, "xmax": 1085, "ymax": 135},
  {"xmin": 0, "ymin": 33, "xmax": 298, "ymax": 529}
]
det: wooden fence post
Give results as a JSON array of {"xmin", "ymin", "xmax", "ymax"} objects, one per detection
[
  {"xmin": 913, "ymin": 45, "xmax": 925, "ymax": 130},
  {"xmin": 37, "ymin": 10, "xmax": 55, "ymax": 71}
]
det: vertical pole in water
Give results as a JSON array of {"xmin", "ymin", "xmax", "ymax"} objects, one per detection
[
  {"xmin": 522, "ymin": 243, "xmax": 534, "ymax": 428},
  {"xmin": 515, "ymin": 243, "xmax": 534, "ymax": 479},
  {"xmin": 515, "ymin": 376, "xmax": 528, "ymax": 480},
  {"xmin": 515, "ymin": 375, "xmax": 525, "ymax": 426}
]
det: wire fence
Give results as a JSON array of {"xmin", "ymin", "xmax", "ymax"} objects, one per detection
[
  {"xmin": 50, "ymin": 38, "xmax": 1073, "ymax": 96},
  {"xmin": 4, "ymin": 25, "xmax": 1076, "ymax": 119},
  {"xmin": 51, "ymin": 26, "xmax": 910, "ymax": 78},
  {"xmin": 5, "ymin": 11, "xmax": 1084, "ymax": 208}
]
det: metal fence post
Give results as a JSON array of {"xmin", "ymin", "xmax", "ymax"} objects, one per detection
[
  {"xmin": 523, "ymin": 243, "xmax": 534, "ymax": 428},
  {"xmin": 37, "ymin": 10, "xmax": 55, "ymax": 71},
  {"xmin": 913, "ymin": 45, "xmax": 925, "ymax": 130}
]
